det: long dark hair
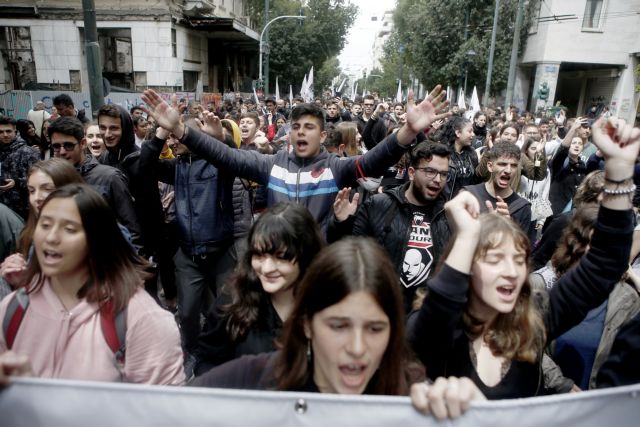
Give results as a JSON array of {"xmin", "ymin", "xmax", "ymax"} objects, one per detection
[
  {"xmin": 438, "ymin": 116, "xmax": 470, "ymax": 146},
  {"xmin": 18, "ymin": 159, "xmax": 84, "ymax": 255},
  {"xmin": 276, "ymin": 237, "xmax": 413, "ymax": 395},
  {"xmin": 223, "ymin": 203, "xmax": 324, "ymax": 339},
  {"xmin": 551, "ymin": 205, "xmax": 599, "ymax": 276},
  {"xmin": 23, "ymin": 184, "xmax": 150, "ymax": 312}
]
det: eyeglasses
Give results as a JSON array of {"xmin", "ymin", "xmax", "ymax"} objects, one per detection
[
  {"xmin": 415, "ymin": 167, "xmax": 449, "ymax": 181},
  {"xmin": 51, "ymin": 142, "xmax": 79, "ymax": 151},
  {"xmin": 363, "ymin": 103, "xmax": 374, "ymax": 107}
]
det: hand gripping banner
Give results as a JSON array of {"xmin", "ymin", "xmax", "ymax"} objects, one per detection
[{"xmin": 1, "ymin": 378, "xmax": 639, "ymax": 427}]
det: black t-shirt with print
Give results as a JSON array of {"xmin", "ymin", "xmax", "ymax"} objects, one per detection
[{"xmin": 400, "ymin": 203, "xmax": 435, "ymax": 312}]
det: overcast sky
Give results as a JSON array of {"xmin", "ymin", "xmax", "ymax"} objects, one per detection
[{"xmin": 338, "ymin": 0, "xmax": 397, "ymax": 77}]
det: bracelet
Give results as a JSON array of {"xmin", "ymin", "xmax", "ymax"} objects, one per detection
[
  {"xmin": 602, "ymin": 184, "xmax": 636, "ymax": 196},
  {"xmin": 604, "ymin": 176, "xmax": 634, "ymax": 185}
]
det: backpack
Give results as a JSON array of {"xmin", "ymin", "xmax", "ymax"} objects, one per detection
[{"xmin": 2, "ymin": 288, "xmax": 127, "ymax": 367}]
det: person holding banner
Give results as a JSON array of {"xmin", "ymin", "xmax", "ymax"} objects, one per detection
[
  {"xmin": 0, "ymin": 184, "xmax": 184, "ymax": 385},
  {"xmin": 191, "ymin": 237, "xmax": 485, "ymax": 420},
  {"xmin": 409, "ymin": 115, "xmax": 639, "ymax": 399}
]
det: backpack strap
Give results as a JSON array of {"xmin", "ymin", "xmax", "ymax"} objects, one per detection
[
  {"xmin": 100, "ymin": 301, "xmax": 127, "ymax": 366},
  {"xmin": 2, "ymin": 288, "xmax": 30, "ymax": 349}
]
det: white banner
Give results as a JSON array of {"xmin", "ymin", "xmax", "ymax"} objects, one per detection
[{"xmin": 1, "ymin": 378, "xmax": 639, "ymax": 427}]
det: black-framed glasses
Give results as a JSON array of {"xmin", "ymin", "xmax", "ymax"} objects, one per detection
[
  {"xmin": 415, "ymin": 167, "xmax": 449, "ymax": 181},
  {"xmin": 51, "ymin": 142, "xmax": 79, "ymax": 152},
  {"xmin": 363, "ymin": 103, "xmax": 374, "ymax": 107}
]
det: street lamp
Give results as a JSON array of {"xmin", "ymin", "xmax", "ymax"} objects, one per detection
[{"xmin": 259, "ymin": 15, "xmax": 306, "ymax": 92}]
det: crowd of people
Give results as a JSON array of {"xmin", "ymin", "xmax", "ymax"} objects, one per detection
[{"xmin": 0, "ymin": 85, "xmax": 639, "ymax": 420}]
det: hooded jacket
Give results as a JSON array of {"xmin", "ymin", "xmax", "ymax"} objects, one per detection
[
  {"xmin": 0, "ymin": 136, "xmax": 40, "ymax": 219},
  {"xmin": 98, "ymin": 105, "xmax": 163, "ymax": 256},
  {"xmin": 77, "ymin": 153, "xmax": 142, "ymax": 248},
  {"xmin": 141, "ymin": 136, "xmax": 235, "ymax": 256},
  {"xmin": 98, "ymin": 105, "xmax": 139, "ymax": 169},
  {"xmin": 180, "ymin": 126, "xmax": 410, "ymax": 234}
]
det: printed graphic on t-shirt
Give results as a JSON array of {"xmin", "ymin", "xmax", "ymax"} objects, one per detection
[{"xmin": 400, "ymin": 210, "xmax": 434, "ymax": 288}]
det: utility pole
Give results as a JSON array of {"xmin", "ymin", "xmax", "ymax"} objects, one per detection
[
  {"xmin": 483, "ymin": 0, "xmax": 500, "ymax": 108},
  {"xmin": 82, "ymin": 0, "xmax": 104, "ymax": 117},
  {"xmin": 264, "ymin": 0, "xmax": 270, "ymax": 96},
  {"xmin": 504, "ymin": 0, "xmax": 525, "ymax": 111}
]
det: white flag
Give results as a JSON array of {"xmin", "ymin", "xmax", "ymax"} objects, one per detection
[
  {"xmin": 289, "ymin": 85, "xmax": 293, "ymax": 104},
  {"xmin": 253, "ymin": 87, "xmax": 260, "ymax": 104},
  {"xmin": 396, "ymin": 80, "xmax": 402, "ymax": 103},
  {"xmin": 306, "ymin": 66, "xmax": 314, "ymax": 102},
  {"xmin": 337, "ymin": 78, "xmax": 347, "ymax": 94},
  {"xmin": 275, "ymin": 76, "xmax": 280, "ymax": 101},
  {"xmin": 458, "ymin": 88, "xmax": 466, "ymax": 110},
  {"xmin": 470, "ymin": 86, "xmax": 481, "ymax": 112},
  {"xmin": 301, "ymin": 74, "xmax": 308, "ymax": 97}
]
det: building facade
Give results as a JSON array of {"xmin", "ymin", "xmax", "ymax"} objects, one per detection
[
  {"xmin": 0, "ymin": 0, "xmax": 259, "ymax": 94},
  {"xmin": 515, "ymin": 0, "xmax": 639, "ymax": 124}
]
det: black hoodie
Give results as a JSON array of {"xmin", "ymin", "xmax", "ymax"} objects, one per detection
[
  {"xmin": 98, "ymin": 105, "xmax": 139, "ymax": 169},
  {"xmin": 97, "ymin": 105, "xmax": 163, "ymax": 257}
]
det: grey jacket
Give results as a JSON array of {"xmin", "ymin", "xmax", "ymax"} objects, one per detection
[{"xmin": 530, "ymin": 268, "xmax": 640, "ymax": 390}]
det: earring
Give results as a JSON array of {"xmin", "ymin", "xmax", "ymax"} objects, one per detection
[{"xmin": 306, "ymin": 339, "xmax": 312, "ymax": 363}]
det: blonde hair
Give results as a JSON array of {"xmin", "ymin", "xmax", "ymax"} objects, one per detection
[{"xmin": 336, "ymin": 122, "xmax": 360, "ymax": 156}]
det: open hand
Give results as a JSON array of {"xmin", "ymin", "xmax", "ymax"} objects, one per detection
[
  {"xmin": 485, "ymin": 196, "xmax": 510, "ymax": 218},
  {"xmin": 141, "ymin": 90, "xmax": 182, "ymax": 133},
  {"xmin": 333, "ymin": 187, "xmax": 360, "ymax": 222},
  {"xmin": 200, "ymin": 112, "xmax": 224, "ymax": 140},
  {"xmin": 404, "ymin": 85, "xmax": 450, "ymax": 135}
]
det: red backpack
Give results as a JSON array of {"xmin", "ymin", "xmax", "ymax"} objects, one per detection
[{"xmin": 2, "ymin": 288, "xmax": 127, "ymax": 366}]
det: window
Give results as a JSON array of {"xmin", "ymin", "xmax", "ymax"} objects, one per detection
[
  {"xmin": 171, "ymin": 28, "xmax": 177, "ymax": 57},
  {"xmin": 582, "ymin": 0, "xmax": 604, "ymax": 30}
]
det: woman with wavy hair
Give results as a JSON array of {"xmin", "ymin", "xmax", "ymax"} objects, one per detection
[
  {"xmin": 438, "ymin": 116, "xmax": 478, "ymax": 199},
  {"xmin": 530, "ymin": 205, "xmax": 640, "ymax": 390},
  {"xmin": 410, "ymin": 115, "xmax": 639, "ymax": 399},
  {"xmin": 192, "ymin": 237, "xmax": 485, "ymax": 421},
  {"xmin": 193, "ymin": 202, "xmax": 324, "ymax": 375}
]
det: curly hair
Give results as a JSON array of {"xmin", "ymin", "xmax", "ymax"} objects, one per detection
[
  {"xmin": 550, "ymin": 205, "xmax": 599, "ymax": 277},
  {"xmin": 436, "ymin": 116, "xmax": 470, "ymax": 146},
  {"xmin": 222, "ymin": 203, "xmax": 324, "ymax": 340},
  {"xmin": 463, "ymin": 214, "xmax": 546, "ymax": 363}
]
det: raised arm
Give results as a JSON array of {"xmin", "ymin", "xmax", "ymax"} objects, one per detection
[
  {"xmin": 546, "ymin": 117, "xmax": 640, "ymax": 338},
  {"xmin": 409, "ymin": 191, "xmax": 481, "ymax": 373},
  {"xmin": 396, "ymin": 85, "xmax": 450, "ymax": 146}
]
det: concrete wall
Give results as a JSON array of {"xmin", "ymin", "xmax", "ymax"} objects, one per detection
[
  {"xmin": 523, "ymin": 0, "xmax": 640, "ymax": 66},
  {"xmin": 0, "ymin": 18, "xmax": 209, "ymax": 91}
]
